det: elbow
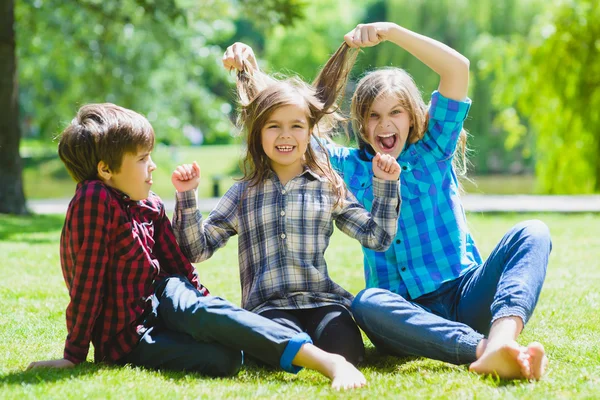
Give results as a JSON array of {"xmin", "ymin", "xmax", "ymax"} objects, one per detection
[{"xmin": 368, "ymin": 232, "xmax": 393, "ymax": 252}]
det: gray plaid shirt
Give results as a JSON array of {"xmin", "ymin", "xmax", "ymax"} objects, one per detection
[{"xmin": 172, "ymin": 168, "xmax": 400, "ymax": 314}]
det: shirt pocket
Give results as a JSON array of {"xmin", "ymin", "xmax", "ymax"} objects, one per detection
[
  {"xmin": 346, "ymin": 176, "xmax": 373, "ymax": 211},
  {"xmin": 400, "ymin": 163, "xmax": 435, "ymax": 200}
]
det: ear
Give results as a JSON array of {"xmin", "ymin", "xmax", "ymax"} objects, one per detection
[{"xmin": 97, "ymin": 160, "xmax": 112, "ymax": 182}]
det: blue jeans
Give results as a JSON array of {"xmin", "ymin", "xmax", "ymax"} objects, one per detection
[
  {"xmin": 120, "ymin": 275, "xmax": 311, "ymax": 376},
  {"xmin": 352, "ymin": 220, "xmax": 552, "ymax": 365}
]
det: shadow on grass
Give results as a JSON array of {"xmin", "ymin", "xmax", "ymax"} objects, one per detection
[
  {"xmin": 1, "ymin": 362, "xmax": 306, "ymax": 388},
  {"xmin": 0, "ymin": 214, "xmax": 64, "ymax": 243},
  {"xmin": 361, "ymin": 347, "xmax": 527, "ymax": 387},
  {"xmin": 0, "ymin": 363, "xmax": 112, "ymax": 386}
]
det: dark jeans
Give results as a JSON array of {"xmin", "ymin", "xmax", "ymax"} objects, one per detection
[
  {"xmin": 260, "ymin": 304, "xmax": 365, "ymax": 365},
  {"xmin": 352, "ymin": 220, "xmax": 552, "ymax": 365},
  {"xmin": 119, "ymin": 275, "xmax": 312, "ymax": 376}
]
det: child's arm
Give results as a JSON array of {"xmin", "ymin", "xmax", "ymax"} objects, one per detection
[
  {"xmin": 334, "ymin": 154, "xmax": 401, "ymax": 251},
  {"xmin": 152, "ymin": 196, "xmax": 208, "ymax": 294},
  {"xmin": 28, "ymin": 185, "xmax": 111, "ymax": 369},
  {"xmin": 345, "ymin": 22, "xmax": 469, "ymax": 101},
  {"xmin": 171, "ymin": 162, "xmax": 239, "ymax": 263}
]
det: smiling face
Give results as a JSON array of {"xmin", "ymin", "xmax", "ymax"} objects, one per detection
[
  {"xmin": 260, "ymin": 103, "xmax": 310, "ymax": 181},
  {"xmin": 365, "ymin": 94, "xmax": 412, "ymax": 159},
  {"xmin": 99, "ymin": 147, "xmax": 156, "ymax": 201}
]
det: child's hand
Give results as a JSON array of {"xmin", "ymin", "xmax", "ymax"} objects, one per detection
[
  {"xmin": 344, "ymin": 22, "xmax": 395, "ymax": 48},
  {"xmin": 372, "ymin": 153, "xmax": 401, "ymax": 181},
  {"xmin": 27, "ymin": 358, "xmax": 75, "ymax": 370},
  {"xmin": 222, "ymin": 42, "xmax": 258, "ymax": 72},
  {"xmin": 172, "ymin": 161, "xmax": 201, "ymax": 193}
]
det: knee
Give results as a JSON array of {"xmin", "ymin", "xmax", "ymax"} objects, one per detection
[
  {"xmin": 518, "ymin": 219, "xmax": 552, "ymax": 251},
  {"xmin": 352, "ymin": 288, "xmax": 383, "ymax": 312},
  {"xmin": 206, "ymin": 350, "xmax": 243, "ymax": 377},
  {"xmin": 351, "ymin": 288, "xmax": 393, "ymax": 325}
]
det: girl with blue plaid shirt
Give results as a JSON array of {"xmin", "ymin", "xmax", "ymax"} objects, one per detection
[
  {"xmin": 221, "ymin": 22, "xmax": 552, "ymax": 380},
  {"xmin": 330, "ymin": 22, "xmax": 551, "ymax": 380},
  {"xmin": 172, "ymin": 44, "xmax": 401, "ymax": 367}
]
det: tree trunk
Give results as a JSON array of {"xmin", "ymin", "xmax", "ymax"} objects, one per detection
[{"xmin": 0, "ymin": 0, "xmax": 27, "ymax": 215}]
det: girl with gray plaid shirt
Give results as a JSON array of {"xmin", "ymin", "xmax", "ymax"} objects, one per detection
[{"xmin": 171, "ymin": 43, "xmax": 401, "ymax": 366}]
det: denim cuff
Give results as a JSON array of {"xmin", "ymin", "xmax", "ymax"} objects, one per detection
[
  {"xmin": 457, "ymin": 330, "xmax": 484, "ymax": 364},
  {"xmin": 491, "ymin": 304, "xmax": 530, "ymax": 326},
  {"xmin": 280, "ymin": 332, "xmax": 312, "ymax": 374}
]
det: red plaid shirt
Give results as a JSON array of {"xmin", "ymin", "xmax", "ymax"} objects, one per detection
[{"xmin": 60, "ymin": 180, "xmax": 208, "ymax": 364}]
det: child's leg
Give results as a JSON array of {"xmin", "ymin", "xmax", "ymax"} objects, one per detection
[
  {"xmin": 156, "ymin": 275, "xmax": 366, "ymax": 389},
  {"xmin": 459, "ymin": 219, "xmax": 551, "ymax": 379},
  {"xmin": 352, "ymin": 287, "xmax": 484, "ymax": 365},
  {"xmin": 258, "ymin": 309, "xmax": 304, "ymax": 334},
  {"xmin": 119, "ymin": 327, "xmax": 242, "ymax": 376},
  {"xmin": 304, "ymin": 305, "xmax": 365, "ymax": 365}
]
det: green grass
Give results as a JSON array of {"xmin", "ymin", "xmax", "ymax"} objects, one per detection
[
  {"xmin": 22, "ymin": 143, "xmax": 537, "ymax": 200},
  {"xmin": 1, "ymin": 213, "xmax": 599, "ymax": 399}
]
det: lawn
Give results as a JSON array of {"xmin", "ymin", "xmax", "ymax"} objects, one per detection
[{"xmin": 1, "ymin": 213, "xmax": 599, "ymax": 399}]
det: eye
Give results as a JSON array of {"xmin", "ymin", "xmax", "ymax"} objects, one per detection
[
  {"xmin": 266, "ymin": 124, "xmax": 279, "ymax": 129},
  {"xmin": 293, "ymin": 124, "xmax": 304, "ymax": 129},
  {"xmin": 391, "ymin": 109, "xmax": 402, "ymax": 115},
  {"xmin": 369, "ymin": 113, "xmax": 379, "ymax": 118}
]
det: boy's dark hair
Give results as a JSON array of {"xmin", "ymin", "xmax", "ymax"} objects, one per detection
[{"xmin": 57, "ymin": 103, "xmax": 155, "ymax": 183}]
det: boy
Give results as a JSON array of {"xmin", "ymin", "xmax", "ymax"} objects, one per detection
[{"xmin": 27, "ymin": 103, "xmax": 366, "ymax": 391}]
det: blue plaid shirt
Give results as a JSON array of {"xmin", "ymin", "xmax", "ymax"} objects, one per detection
[
  {"xmin": 172, "ymin": 167, "xmax": 399, "ymax": 313},
  {"xmin": 328, "ymin": 91, "xmax": 482, "ymax": 300}
]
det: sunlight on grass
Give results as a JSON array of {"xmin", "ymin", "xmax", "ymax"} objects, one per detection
[{"xmin": 1, "ymin": 213, "xmax": 599, "ymax": 398}]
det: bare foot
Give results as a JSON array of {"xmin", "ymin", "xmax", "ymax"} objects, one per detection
[
  {"xmin": 328, "ymin": 354, "xmax": 367, "ymax": 391},
  {"xmin": 527, "ymin": 342, "xmax": 548, "ymax": 380},
  {"xmin": 469, "ymin": 340, "xmax": 531, "ymax": 380}
]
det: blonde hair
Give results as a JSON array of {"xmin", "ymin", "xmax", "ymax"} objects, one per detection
[
  {"xmin": 351, "ymin": 68, "xmax": 468, "ymax": 175},
  {"xmin": 236, "ymin": 44, "xmax": 358, "ymax": 201}
]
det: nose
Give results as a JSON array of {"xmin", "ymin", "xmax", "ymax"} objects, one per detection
[
  {"xmin": 149, "ymin": 157, "xmax": 157, "ymax": 172},
  {"xmin": 379, "ymin": 116, "xmax": 390, "ymax": 127},
  {"xmin": 278, "ymin": 129, "xmax": 292, "ymax": 139}
]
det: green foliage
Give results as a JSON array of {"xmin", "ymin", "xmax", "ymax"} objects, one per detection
[
  {"xmin": 15, "ymin": 0, "xmax": 307, "ymax": 145},
  {"xmin": 481, "ymin": 0, "xmax": 600, "ymax": 193}
]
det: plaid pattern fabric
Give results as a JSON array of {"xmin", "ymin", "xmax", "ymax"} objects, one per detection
[
  {"xmin": 60, "ymin": 180, "xmax": 206, "ymax": 364},
  {"xmin": 328, "ymin": 91, "xmax": 482, "ymax": 300},
  {"xmin": 173, "ymin": 168, "xmax": 399, "ymax": 314}
]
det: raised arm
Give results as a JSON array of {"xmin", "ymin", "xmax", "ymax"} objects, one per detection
[
  {"xmin": 344, "ymin": 22, "xmax": 469, "ymax": 101},
  {"xmin": 171, "ymin": 162, "xmax": 239, "ymax": 263}
]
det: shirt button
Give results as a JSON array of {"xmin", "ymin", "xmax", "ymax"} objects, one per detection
[
  {"xmin": 280, "ymin": 211, "xmax": 286, "ymax": 216},
  {"xmin": 281, "ymin": 233, "xmax": 286, "ymax": 239},
  {"xmin": 281, "ymin": 189, "xmax": 287, "ymax": 194},
  {"xmin": 396, "ymin": 239, "xmax": 401, "ymax": 244},
  {"xmin": 401, "ymin": 266, "xmax": 407, "ymax": 272}
]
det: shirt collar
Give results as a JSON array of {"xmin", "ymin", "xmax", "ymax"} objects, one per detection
[
  {"xmin": 79, "ymin": 179, "xmax": 141, "ymax": 205},
  {"xmin": 267, "ymin": 165, "xmax": 328, "ymax": 183}
]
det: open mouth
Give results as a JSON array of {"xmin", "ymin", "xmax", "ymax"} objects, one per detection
[
  {"xmin": 377, "ymin": 133, "xmax": 398, "ymax": 151},
  {"xmin": 276, "ymin": 145, "xmax": 295, "ymax": 153}
]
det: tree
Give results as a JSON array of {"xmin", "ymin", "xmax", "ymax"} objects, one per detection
[
  {"xmin": 483, "ymin": 0, "xmax": 599, "ymax": 193},
  {"xmin": 1, "ymin": 0, "xmax": 305, "ymax": 214},
  {"xmin": 0, "ymin": 0, "xmax": 26, "ymax": 214}
]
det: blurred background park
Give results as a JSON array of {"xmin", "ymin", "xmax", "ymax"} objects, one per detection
[{"xmin": 1, "ymin": 0, "xmax": 599, "ymax": 214}]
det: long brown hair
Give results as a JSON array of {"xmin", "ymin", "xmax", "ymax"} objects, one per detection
[
  {"xmin": 235, "ymin": 44, "xmax": 358, "ymax": 201},
  {"xmin": 351, "ymin": 68, "xmax": 469, "ymax": 176}
]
